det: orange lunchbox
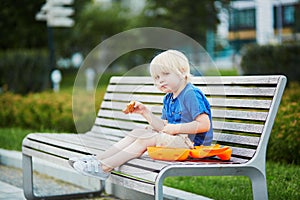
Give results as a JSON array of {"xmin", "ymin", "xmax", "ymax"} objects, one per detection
[
  {"xmin": 147, "ymin": 147, "xmax": 190, "ymax": 161},
  {"xmin": 189, "ymin": 144, "xmax": 232, "ymax": 161},
  {"xmin": 147, "ymin": 144, "xmax": 232, "ymax": 161}
]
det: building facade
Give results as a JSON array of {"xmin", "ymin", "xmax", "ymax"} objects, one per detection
[{"xmin": 228, "ymin": 0, "xmax": 299, "ymax": 51}]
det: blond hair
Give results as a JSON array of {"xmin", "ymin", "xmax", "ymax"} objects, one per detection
[{"xmin": 150, "ymin": 50, "xmax": 191, "ymax": 82}]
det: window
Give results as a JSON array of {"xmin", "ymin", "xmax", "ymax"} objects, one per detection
[
  {"xmin": 274, "ymin": 4, "xmax": 296, "ymax": 28},
  {"xmin": 229, "ymin": 9, "xmax": 255, "ymax": 30},
  {"xmin": 283, "ymin": 5, "xmax": 295, "ymax": 25}
]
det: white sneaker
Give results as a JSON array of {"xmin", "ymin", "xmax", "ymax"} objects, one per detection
[
  {"xmin": 73, "ymin": 158, "xmax": 110, "ymax": 180},
  {"xmin": 68, "ymin": 155, "xmax": 95, "ymax": 168}
]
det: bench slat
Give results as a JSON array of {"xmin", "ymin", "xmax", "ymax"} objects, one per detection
[
  {"xmin": 230, "ymin": 146, "xmax": 256, "ymax": 158},
  {"xmin": 95, "ymin": 118, "xmax": 147, "ymax": 131},
  {"xmin": 23, "ymin": 138, "xmax": 87, "ymax": 159},
  {"xmin": 213, "ymin": 121, "xmax": 264, "ymax": 134},
  {"xmin": 104, "ymin": 92, "xmax": 163, "ymax": 103},
  {"xmin": 94, "ymin": 117, "xmax": 264, "ymax": 134},
  {"xmin": 100, "ymin": 101, "xmax": 162, "ymax": 114},
  {"xmin": 22, "ymin": 147, "xmax": 72, "ymax": 168},
  {"xmin": 91, "ymin": 126, "xmax": 127, "ymax": 139},
  {"xmin": 26, "ymin": 133, "xmax": 102, "ymax": 148},
  {"xmin": 98, "ymin": 109, "xmax": 156, "ymax": 122},
  {"xmin": 116, "ymin": 165, "xmax": 157, "ymax": 182},
  {"xmin": 92, "ymin": 124, "xmax": 260, "ymax": 147},
  {"xmin": 24, "ymin": 134, "xmax": 120, "ymax": 162},
  {"xmin": 97, "ymin": 108, "xmax": 268, "ymax": 123},
  {"xmin": 212, "ymin": 109, "xmax": 268, "ymax": 121},
  {"xmin": 31, "ymin": 133, "xmax": 116, "ymax": 153},
  {"xmin": 213, "ymin": 132, "xmax": 259, "ymax": 146},
  {"xmin": 102, "ymin": 94, "xmax": 272, "ymax": 109},
  {"xmin": 209, "ymin": 98, "xmax": 272, "ymax": 109},
  {"xmin": 108, "ymin": 174, "xmax": 155, "ymax": 195},
  {"xmin": 26, "ymin": 133, "xmax": 100, "ymax": 148},
  {"xmin": 110, "ymin": 76, "xmax": 281, "ymax": 85},
  {"xmin": 107, "ymin": 85, "xmax": 276, "ymax": 97}
]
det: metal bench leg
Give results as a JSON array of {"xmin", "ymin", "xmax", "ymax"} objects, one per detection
[
  {"xmin": 23, "ymin": 153, "xmax": 36, "ymax": 200},
  {"xmin": 155, "ymin": 176, "xmax": 164, "ymax": 200},
  {"xmin": 248, "ymin": 169, "xmax": 268, "ymax": 200},
  {"xmin": 22, "ymin": 153, "xmax": 105, "ymax": 200}
]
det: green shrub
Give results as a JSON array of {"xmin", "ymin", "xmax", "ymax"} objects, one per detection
[
  {"xmin": 0, "ymin": 88, "xmax": 105, "ymax": 133},
  {"xmin": 241, "ymin": 44, "xmax": 300, "ymax": 163},
  {"xmin": 0, "ymin": 49, "xmax": 50, "ymax": 94},
  {"xmin": 267, "ymin": 82, "xmax": 300, "ymax": 164},
  {"xmin": 241, "ymin": 43, "xmax": 300, "ymax": 82},
  {"xmin": 0, "ymin": 92, "xmax": 75, "ymax": 132}
]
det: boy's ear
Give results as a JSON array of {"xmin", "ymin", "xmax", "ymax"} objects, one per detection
[{"xmin": 179, "ymin": 67, "xmax": 186, "ymax": 73}]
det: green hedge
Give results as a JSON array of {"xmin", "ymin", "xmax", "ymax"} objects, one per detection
[
  {"xmin": 267, "ymin": 82, "xmax": 300, "ymax": 164},
  {"xmin": 241, "ymin": 43, "xmax": 300, "ymax": 82},
  {"xmin": 0, "ymin": 92, "xmax": 75, "ymax": 132},
  {"xmin": 0, "ymin": 89, "xmax": 105, "ymax": 133},
  {"xmin": 0, "ymin": 49, "xmax": 50, "ymax": 94}
]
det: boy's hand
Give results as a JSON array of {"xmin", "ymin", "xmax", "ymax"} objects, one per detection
[
  {"xmin": 133, "ymin": 101, "xmax": 149, "ymax": 115},
  {"xmin": 122, "ymin": 101, "xmax": 136, "ymax": 114},
  {"xmin": 123, "ymin": 101, "xmax": 148, "ymax": 115}
]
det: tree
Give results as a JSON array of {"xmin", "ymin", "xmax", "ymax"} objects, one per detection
[
  {"xmin": 68, "ymin": 2, "xmax": 130, "ymax": 56},
  {"xmin": 0, "ymin": 0, "xmax": 89, "ymax": 51},
  {"xmin": 293, "ymin": 1, "xmax": 300, "ymax": 33},
  {"xmin": 133, "ymin": 0, "xmax": 229, "ymax": 45},
  {"xmin": 0, "ymin": 0, "xmax": 47, "ymax": 49}
]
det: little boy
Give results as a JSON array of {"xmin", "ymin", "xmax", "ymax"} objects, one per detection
[{"xmin": 69, "ymin": 50, "xmax": 213, "ymax": 180}]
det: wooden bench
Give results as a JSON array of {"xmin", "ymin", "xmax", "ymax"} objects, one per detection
[{"xmin": 22, "ymin": 75, "xmax": 286, "ymax": 200}]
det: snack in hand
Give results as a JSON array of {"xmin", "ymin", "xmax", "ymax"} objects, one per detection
[{"xmin": 122, "ymin": 101, "xmax": 136, "ymax": 114}]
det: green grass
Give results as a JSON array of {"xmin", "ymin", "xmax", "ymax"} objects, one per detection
[
  {"xmin": 0, "ymin": 127, "xmax": 56, "ymax": 151},
  {"xmin": 165, "ymin": 161, "xmax": 300, "ymax": 200},
  {"xmin": 0, "ymin": 127, "xmax": 32, "ymax": 150}
]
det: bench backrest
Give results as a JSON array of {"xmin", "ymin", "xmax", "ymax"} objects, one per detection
[{"xmin": 91, "ymin": 75, "xmax": 286, "ymax": 163}]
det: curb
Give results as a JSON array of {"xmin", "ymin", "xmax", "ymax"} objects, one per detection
[{"xmin": 0, "ymin": 148, "xmax": 212, "ymax": 200}]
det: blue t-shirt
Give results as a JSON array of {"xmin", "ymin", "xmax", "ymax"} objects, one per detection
[{"xmin": 161, "ymin": 83, "xmax": 213, "ymax": 146}]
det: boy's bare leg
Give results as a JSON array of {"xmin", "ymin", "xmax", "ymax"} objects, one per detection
[
  {"xmin": 97, "ymin": 128, "xmax": 158, "ymax": 160},
  {"xmin": 101, "ymin": 136, "xmax": 157, "ymax": 172},
  {"xmin": 97, "ymin": 135, "xmax": 135, "ymax": 160}
]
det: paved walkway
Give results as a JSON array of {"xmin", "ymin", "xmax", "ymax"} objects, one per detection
[
  {"xmin": 0, "ymin": 148, "xmax": 119, "ymax": 199},
  {"xmin": 0, "ymin": 181, "xmax": 25, "ymax": 200},
  {"xmin": 0, "ymin": 165, "xmax": 118, "ymax": 200}
]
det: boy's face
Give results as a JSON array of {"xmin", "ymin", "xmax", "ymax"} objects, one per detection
[{"xmin": 153, "ymin": 70, "xmax": 184, "ymax": 94}]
